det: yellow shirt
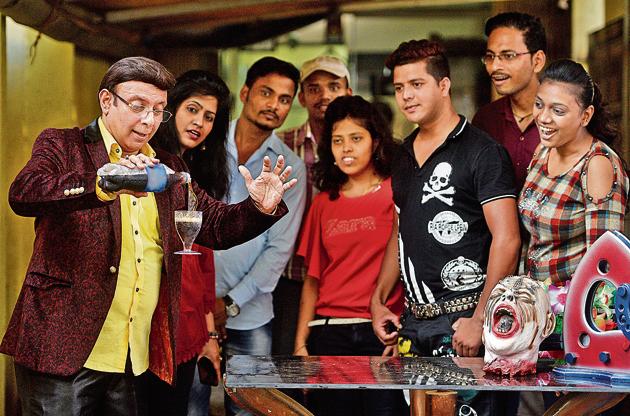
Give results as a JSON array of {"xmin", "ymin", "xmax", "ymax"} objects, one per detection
[{"xmin": 84, "ymin": 118, "xmax": 163, "ymax": 375}]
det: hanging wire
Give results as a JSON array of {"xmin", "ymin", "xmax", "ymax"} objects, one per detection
[
  {"xmin": 29, "ymin": 32, "xmax": 43, "ymax": 64},
  {"xmin": 28, "ymin": 0, "xmax": 61, "ymax": 64}
]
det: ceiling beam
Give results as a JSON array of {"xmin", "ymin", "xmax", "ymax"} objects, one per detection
[
  {"xmin": 148, "ymin": 13, "xmax": 327, "ymax": 49},
  {"xmin": 340, "ymin": 0, "xmax": 509, "ymax": 13},
  {"xmin": 144, "ymin": 5, "xmax": 331, "ymax": 37},
  {"xmin": 105, "ymin": 0, "xmax": 291, "ymax": 23},
  {"xmin": 0, "ymin": 0, "xmax": 148, "ymax": 58}
]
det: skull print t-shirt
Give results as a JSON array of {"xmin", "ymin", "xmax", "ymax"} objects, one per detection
[{"xmin": 392, "ymin": 115, "xmax": 516, "ymax": 305}]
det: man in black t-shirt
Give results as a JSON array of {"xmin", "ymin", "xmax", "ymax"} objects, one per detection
[{"xmin": 370, "ymin": 40, "xmax": 521, "ymax": 415}]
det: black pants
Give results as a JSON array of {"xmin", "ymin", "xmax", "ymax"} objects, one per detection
[
  {"xmin": 15, "ymin": 361, "xmax": 137, "ymax": 416},
  {"xmin": 306, "ymin": 320, "xmax": 408, "ymax": 416},
  {"xmin": 272, "ymin": 277, "xmax": 303, "ymax": 355},
  {"xmin": 398, "ymin": 309, "xmax": 519, "ymax": 416},
  {"xmin": 135, "ymin": 357, "xmax": 197, "ymax": 416}
]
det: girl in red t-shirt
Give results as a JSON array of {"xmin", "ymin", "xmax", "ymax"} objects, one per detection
[{"xmin": 294, "ymin": 96, "xmax": 406, "ymax": 416}]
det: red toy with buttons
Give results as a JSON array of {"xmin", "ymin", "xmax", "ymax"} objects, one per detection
[{"xmin": 554, "ymin": 230, "xmax": 630, "ymax": 386}]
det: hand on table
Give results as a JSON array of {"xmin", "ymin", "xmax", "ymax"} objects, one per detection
[{"xmin": 452, "ymin": 316, "xmax": 483, "ymax": 357}]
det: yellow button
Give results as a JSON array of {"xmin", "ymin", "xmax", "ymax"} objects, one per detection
[{"xmin": 109, "ymin": 266, "xmax": 117, "ymax": 274}]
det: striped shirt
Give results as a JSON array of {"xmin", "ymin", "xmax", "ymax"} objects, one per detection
[
  {"xmin": 518, "ymin": 140, "xmax": 628, "ymax": 285},
  {"xmin": 279, "ymin": 122, "xmax": 318, "ymax": 281}
]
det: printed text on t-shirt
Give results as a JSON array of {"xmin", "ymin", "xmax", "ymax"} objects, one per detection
[{"xmin": 325, "ymin": 216, "xmax": 376, "ymax": 238}]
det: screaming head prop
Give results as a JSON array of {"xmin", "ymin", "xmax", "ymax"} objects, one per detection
[{"xmin": 482, "ymin": 275, "xmax": 556, "ymax": 376}]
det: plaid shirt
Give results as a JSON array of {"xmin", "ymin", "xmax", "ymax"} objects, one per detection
[
  {"xmin": 518, "ymin": 140, "xmax": 628, "ymax": 284},
  {"xmin": 279, "ymin": 121, "xmax": 319, "ymax": 281}
]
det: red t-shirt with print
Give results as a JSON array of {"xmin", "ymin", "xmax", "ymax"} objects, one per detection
[{"xmin": 298, "ymin": 178, "xmax": 404, "ymax": 318}]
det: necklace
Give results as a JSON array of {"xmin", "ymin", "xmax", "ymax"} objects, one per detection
[
  {"xmin": 342, "ymin": 177, "xmax": 383, "ymax": 197},
  {"xmin": 513, "ymin": 112, "xmax": 533, "ymax": 123}
]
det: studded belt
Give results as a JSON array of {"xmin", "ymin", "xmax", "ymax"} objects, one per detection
[{"xmin": 408, "ymin": 292, "xmax": 481, "ymax": 320}]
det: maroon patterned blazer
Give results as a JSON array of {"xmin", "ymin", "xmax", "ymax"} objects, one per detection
[{"xmin": 1, "ymin": 119, "xmax": 287, "ymax": 383}]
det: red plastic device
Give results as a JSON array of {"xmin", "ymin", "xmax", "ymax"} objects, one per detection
[{"xmin": 554, "ymin": 230, "xmax": 630, "ymax": 386}]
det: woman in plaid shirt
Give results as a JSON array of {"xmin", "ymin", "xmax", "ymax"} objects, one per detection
[{"xmin": 518, "ymin": 59, "xmax": 629, "ymax": 320}]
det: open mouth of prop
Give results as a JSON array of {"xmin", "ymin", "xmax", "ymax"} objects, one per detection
[{"xmin": 492, "ymin": 304, "xmax": 520, "ymax": 338}]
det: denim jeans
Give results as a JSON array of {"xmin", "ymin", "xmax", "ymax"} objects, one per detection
[
  {"xmin": 186, "ymin": 322, "xmax": 272, "ymax": 416},
  {"xmin": 186, "ymin": 365, "xmax": 212, "ymax": 416},
  {"xmin": 223, "ymin": 322, "xmax": 273, "ymax": 416}
]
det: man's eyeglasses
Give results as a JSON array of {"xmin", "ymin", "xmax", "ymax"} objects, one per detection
[
  {"xmin": 481, "ymin": 51, "xmax": 532, "ymax": 65},
  {"xmin": 109, "ymin": 90, "xmax": 172, "ymax": 123}
]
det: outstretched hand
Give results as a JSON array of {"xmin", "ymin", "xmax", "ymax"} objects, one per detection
[{"xmin": 239, "ymin": 155, "xmax": 297, "ymax": 214}]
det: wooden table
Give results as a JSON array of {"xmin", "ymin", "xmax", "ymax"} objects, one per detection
[{"xmin": 225, "ymin": 355, "xmax": 629, "ymax": 415}]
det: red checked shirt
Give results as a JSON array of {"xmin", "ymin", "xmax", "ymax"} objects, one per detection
[
  {"xmin": 518, "ymin": 140, "xmax": 628, "ymax": 285},
  {"xmin": 279, "ymin": 121, "xmax": 318, "ymax": 281}
]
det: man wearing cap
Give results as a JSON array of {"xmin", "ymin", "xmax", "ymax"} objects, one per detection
[{"xmin": 272, "ymin": 56, "xmax": 352, "ymax": 355}]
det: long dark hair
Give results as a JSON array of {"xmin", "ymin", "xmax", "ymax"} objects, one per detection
[
  {"xmin": 152, "ymin": 70, "xmax": 230, "ymax": 200},
  {"xmin": 314, "ymin": 95, "xmax": 396, "ymax": 201},
  {"xmin": 539, "ymin": 59, "xmax": 619, "ymax": 148}
]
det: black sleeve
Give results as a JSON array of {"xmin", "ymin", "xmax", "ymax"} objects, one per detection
[{"xmin": 473, "ymin": 142, "xmax": 517, "ymax": 204}]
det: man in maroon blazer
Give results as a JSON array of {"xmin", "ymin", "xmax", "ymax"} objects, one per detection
[{"xmin": 1, "ymin": 56, "xmax": 295, "ymax": 415}]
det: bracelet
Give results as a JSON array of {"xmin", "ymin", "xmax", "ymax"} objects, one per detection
[
  {"xmin": 208, "ymin": 331, "xmax": 220, "ymax": 339},
  {"xmin": 293, "ymin": 344, "xmax": 307, "ymax": 354}
]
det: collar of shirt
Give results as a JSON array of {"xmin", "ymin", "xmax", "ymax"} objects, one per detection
[
  {"xmin": 227, "ymin": 119, "xmax": 285, "ymax": 167},
  {"xmin": 500, "ymin": 96, "xmax": 536, "ymax": 129},
  {"xmin": 403, "ymin": 114, "xmax": 467, "ymax": 156},
  {"xmin": 295, "ymin": 121, "xmax": 315, "ymax": 148},
  {"xmin": 225, "ymin": 119, "xmax": 286, "ymax": 204},
  {"xmin": 98, "ymin": 117, "xmax": 156, "ymax": 162},
  {"xmin": 298, "ymin": 121, "xmax": 318, "ymax": 162},
  {"xmin": 280, "ymin": 121, "xmax": 318, "ymax": 164}
]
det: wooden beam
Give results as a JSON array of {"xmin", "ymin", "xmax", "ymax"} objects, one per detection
[
  {"xmin": 106, "ymin": 0, "xmax": 309, "ymax": 23},
  {"xmin": 144, "ymin": 6, "xmax": 330, "ymax": 37}
]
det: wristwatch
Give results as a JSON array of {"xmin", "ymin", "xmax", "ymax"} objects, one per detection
[{"xmin": 224, "ymin": 295, "xmax": 240, "ymax": 318}]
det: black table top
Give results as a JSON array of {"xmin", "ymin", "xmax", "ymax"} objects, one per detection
[{"xmin": 226, "ymin": 355, "xmax": 630, "ymax": 393}]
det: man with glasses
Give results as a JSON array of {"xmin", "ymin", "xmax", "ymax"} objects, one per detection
[
  {"xmin": 1, "ymin": 56, "xmax": 295, "ymax": 415},
  {"xmin": 473, "ymin": 12, "xmax": 547, "ymax": 189}
]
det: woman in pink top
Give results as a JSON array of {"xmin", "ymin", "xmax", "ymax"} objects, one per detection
[{"xmin": 295, "ymin": 96, "xmax": 406, "ymax": 416}]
